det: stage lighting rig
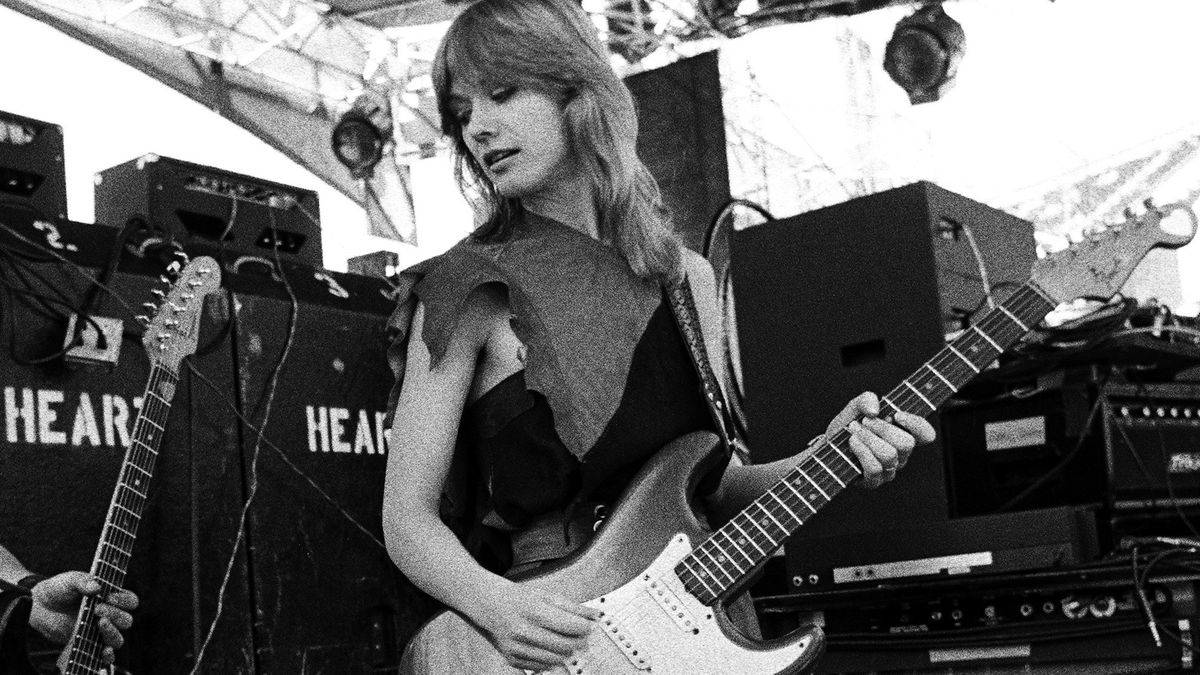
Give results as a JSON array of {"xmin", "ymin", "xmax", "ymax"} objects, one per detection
[
  {"xmin": 883, "ymin": 2, "xmax": 966, "ymax": 105},
  {"xmin": 332, "ymin": 107, "xmax": 387, "ymax": 179}
]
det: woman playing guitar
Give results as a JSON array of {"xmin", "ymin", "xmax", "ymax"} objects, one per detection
[{"xmin": 380, "ymin": 1, "xmax": 935, "ymax": 672}]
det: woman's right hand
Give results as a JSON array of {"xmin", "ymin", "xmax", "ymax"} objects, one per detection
[{"xmin": 471, "ymin": 579, "xmax": 599, "ymax": 672}]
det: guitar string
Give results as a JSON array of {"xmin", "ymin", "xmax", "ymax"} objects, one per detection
[
  {"xmin": 70, "ymin": 366, "xmax": 168, "ymax": 674},
  {"xmin": 708, "ymin": 284, "xmax": 1049, "ymax": 591},
  {"xmin": 68, "ymin": 363, "xmax": 178, "ymax": 673},
  {"xmin": 679, "ymin": 284, "xmax": 1055, "ymax": 599}
]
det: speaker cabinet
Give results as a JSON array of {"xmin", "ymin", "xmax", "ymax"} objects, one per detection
[
  {"xmin": 94, "ymin": 154, "xmax": 323, "ymax": 267},
  {"xmin": 0, "ymin": 109, "xmax": 67, "ymax": 219},
  {"xmin": 226, "ymin": 273, "xmax": 436, "ymax": 672},
  {"xmin": 626, "ymin": 51, "xmax": 730, "ymax": 253},
  {"xmin": 731, "ymin": 181, "xmax": 1036, "ymax": 540},
  {"xmin": 0, "ymin": 212, "xmax": 255, "ymax": 673},
  {"xmin": 0, "ymin": 206, "xmax": 432, "ymax": 672}
]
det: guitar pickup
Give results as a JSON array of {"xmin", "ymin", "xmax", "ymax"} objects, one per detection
[
  {"xmin": 597, "ymin": 609, "xmax": 652, "ymax": 671},
  {"xmin": 646, "ymin": 575, "xmax": 700, "ymax": 634}
]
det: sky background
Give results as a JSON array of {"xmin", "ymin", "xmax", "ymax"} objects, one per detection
[{"xmin": 1, "ymin": 0, "xmax": 1198, "ymax": 311}]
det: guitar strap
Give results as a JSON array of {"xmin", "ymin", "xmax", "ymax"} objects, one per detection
[{"xmin": 666, "ymin": 276, "xmax": 750, "ymax": 464}]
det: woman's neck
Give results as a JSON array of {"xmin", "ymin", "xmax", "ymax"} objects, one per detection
[{"xmin": 522, "ymin": 179, "xmax": 600, "ymax": 240}]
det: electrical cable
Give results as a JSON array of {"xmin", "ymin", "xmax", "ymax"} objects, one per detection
[
  {"xmin": 959, "ymin": 221, "xmax": 996, "ymax": 311},
  {"xmin": 189, "ymin": 207, "xmax": 295, "ymax": 674},
  {"xmin": 0, "ymin": 217, "xmax": 138, "ymax": 317},
  {"xmin": 989, "ymin": 372, "xmax": 1110, "ymax": 513},
  {"xmin": 701, "ymin": 196, "xmax": 773, "ymax": 258}
]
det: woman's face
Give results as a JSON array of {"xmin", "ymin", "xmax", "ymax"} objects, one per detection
[{"xmin": 449, "ymin": 79, "xmax": 579, "ymax": 200}]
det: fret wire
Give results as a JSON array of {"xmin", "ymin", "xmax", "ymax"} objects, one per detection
[
  {"xmin": 811, "ymin": 454, "xmax": 845, "ymax": 488},
  {"xmin": 101, "ymin": 538, "xmax": 130, "ymax": 554},
  {"xmin": 755, "ymin": 500, "xmax": 787, "ymax": 534},
  {"xmin": 824, "ymin": 437, "xmax": 859, "ymax": 474},
  {"xmin": 971, "ymin": 324, "xmax": 1002, "ymax": 351},
  {"xmin": 902, "ymin": 380, "xmax": 936, "ymax": 411},
  {"xmin": 797, "ymin": 467, "xmax": 830, "ymax": 501},
  {"xmin": 766, "ymin": 490, "xmax": 801, "ymax": 526},
  {"xmin": 683, "ymin": 557, "xmax": 719, "ymax": 596},
  {"xmin": 930, "ymin": 352, "xmax": 972, "ymax": 383},
  {"xmin": 745, "ymin": 509, "xmax": 779, "ymax": 546},
  {"xmin": 698, "ymin": 544, "xmax": 738, "ymax": 582},
  {"xmin": 718, "ymin": 529, "xmax": 755, "ymax": 567},
  {"xmin": 730, "ymin": 519, "xmax": 766, "ymax": 556},
  {"xmin": 708, "ymin": 535, "xmax": 748, "ymax": 574},
  {"xmin": 121, "ymin": 481, "xmax": 147, "ymax": 499},
  {"xmin": 131, "ymin": 439, "xmax": 159, "ymax": 456},
  {"xmin": 997, "ymin": 304, "xmax": 1030, "ymax": 331},
  {"xmin": 947, "ymin": 343, "xmax": 980, "ymax": 373},
  {"xmin": 782, "ymin": 477, "xmax": 816, "ymax": 514},
  {"xmin": 926, "ymin": 363, "xmax": 956, "ymax": 391}
]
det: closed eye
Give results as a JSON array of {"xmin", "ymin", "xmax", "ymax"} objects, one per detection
[{"xmin": 490, "ymin": 86, "xmax": 516, "ymax": 103}]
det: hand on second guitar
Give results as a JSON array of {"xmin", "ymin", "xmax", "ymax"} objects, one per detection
[
  {"xmin": 826, "ymin": 392, "xmax": 937, "ymax": 490},
  {"xmin": 29, "ymin": 572, "xmax": 138, "ymax": 665},
  {"xmin": 472, "ymin": 578, "xmax": 599, "ymax": 672}
]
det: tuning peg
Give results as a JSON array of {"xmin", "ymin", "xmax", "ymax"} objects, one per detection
[
  {"xmin": 1144, "ymin": 197, "xmax": 1157, "ymax": 211},
  {"xmin": 1124, "ymin": 206, "xmax": 1137, "ymax": 220},
  {"xmin": 151, "ymin": 288, "xmax": 167, "ymax": 299},
  {"xmin": 173, "ymin": 250, "xmax": 190, "ymax": 263},
  {"xmin": 135, "ymin": 315, "xmax": 151, "ymax": 326},
  {"xmin": 159, "ymin": 274, "xmax": 172, "ymax": 284},
  {"xmin": 141, "ymin": 302, "xmax": 158, "ymax": 312}
]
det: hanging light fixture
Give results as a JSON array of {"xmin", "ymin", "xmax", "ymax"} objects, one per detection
[
  {"xmin": 883, "ymin": 3, "xmax": 966, "ymax": 105},
  {"xmin": 332, "ymin": 109, "xmax": 386, "ymax": 179}
]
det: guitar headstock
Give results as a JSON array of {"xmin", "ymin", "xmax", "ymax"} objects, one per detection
[
  {"xmin": 140, "ymin": 256, "xmax": 222, "ymax": 370},
  {"xmin": 1032, "ymin": 201, "xmax": 1197, "ymax": 304}
]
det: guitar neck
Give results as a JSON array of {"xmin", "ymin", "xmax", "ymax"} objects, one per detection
[
  {"xmin": 676, "ymin": 282, "xmax": 1057, "ymax": 604},
  {"xmin": 62, "ymin": 362, "xmax": 179, "ymax": 673}
]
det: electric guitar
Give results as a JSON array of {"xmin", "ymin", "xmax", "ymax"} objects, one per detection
[
  {"xmin": 59, "ymin": 256, "xmax": 221, "ymax": 675},
  {"xmin": 402, "ymin": 202, "xmax": 1197, "ymax": 675}
]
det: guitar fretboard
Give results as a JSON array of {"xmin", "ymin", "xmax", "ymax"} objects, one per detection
[
  {"xmin": 63, "ymin": 362, "xmax": 179, "ymax": 674},
  {"xmin": 676, "ymin": 282, "xmax": 1056, "ymax": 605}
]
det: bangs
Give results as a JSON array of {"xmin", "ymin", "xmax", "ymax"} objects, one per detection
[{"xmin": 436, "ymin": 3, "xmax": 589, "ymax": 103}]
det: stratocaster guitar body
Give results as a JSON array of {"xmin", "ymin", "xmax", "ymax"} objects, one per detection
[{"xmin": 402, "ymin": 431, "xmax": 822, "ymax": 675}]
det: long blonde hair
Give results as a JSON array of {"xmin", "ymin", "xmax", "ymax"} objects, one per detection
[{"xmin": 432, "ymin": 0, "xmax": 682, "ymax": 282}]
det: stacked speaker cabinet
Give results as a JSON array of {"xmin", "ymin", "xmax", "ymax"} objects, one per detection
[
  {"xmin": 731, "ymin": 181, "xmax": 1037, "ymax": 544},
  {"xmin": 0, "ymin": 205, "xmax": 434, "ymax": 672},
  {"xmin": 0, "ymin": 207, "xmax": 255, "ymax": 673},
  {"xmin": 0, "ymin": 109, "xmax": 68, "ymax": 219},
  {"xmin": 224, "ymin": 262, "xmax": 437, "ymax": 671},
  {"xmin": 94, "ymin": 154, "xmax": 324, "ymax": 267}
]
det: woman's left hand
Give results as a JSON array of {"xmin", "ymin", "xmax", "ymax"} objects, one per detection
[{"xmin": 825, "ymin": 392, "xmax": 936, "ymax": 489}]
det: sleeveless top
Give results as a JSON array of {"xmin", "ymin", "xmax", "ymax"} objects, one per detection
[{"xmin": 384, "ymin": 212, "xmax": 723, "ymax": 570}]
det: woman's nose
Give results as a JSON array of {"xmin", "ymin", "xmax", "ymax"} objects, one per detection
[{"xmin": 467, "ymin": 103, "xmax": 496, "ymax": 142}]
